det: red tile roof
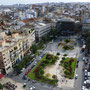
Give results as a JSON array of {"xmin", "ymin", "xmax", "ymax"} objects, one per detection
[
  {"xmin": 0, "ymin": 74, "xmax": 4, "ymax": 79},
  {"xmin": 21, "ymin": 18, "xmax": 39, "ymax": 23}
]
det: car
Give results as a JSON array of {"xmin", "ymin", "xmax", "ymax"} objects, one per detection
[
  {"xmin": 84, "ymin": 60, "xmax": 88, "ymax": 64},
  {"xmin": 25, "ymin": 71, "xmax": 29, "ymax": 75},
  {"xmin": 28, "ymin": 68, "xmax": 32, "ymax": 72},
  {"xmin": 22, "ymin": 75, "xmax": 27, "ymax": 80},
  {"xmin": 76, "ymin": 64, "xmax": 78, "ymax": 68},
  {"xmin": 82, "ymin": 86, "xmax": 86, "ymax": 90},
  {"xmin": 85, "ymin": 69, "xmax": 87, "ymax": 72},
  {"xmin": 75, "ymin": 74, "xmax": 78, "ymax": 79},
  {"xmin": 84, "ymin": 76, "xmax": 88, "ymax": 80},
  {"xmin": 84, "ymin": 81, "xmax": 87, "ymax": 85},
  {"xmin": 85, "ymin": 72, "xmax": 87, "ymax": 76},
  {"xmin": 23, "ymin": 83, "xmax": 26, "ymax": 88},
  {"xmin": 31, "ymin": 65, "xmax": 35, "ymax": 68},
  {"xmin": 84, "ymin": 66, "xmax": 87, "ymax": 70},
  {"xmin": 30, "ymin": 86, "xmax": 35, "ymax": 90},
  {"xmin": 21, "ymin": 68, "xmax": 25, "ymax": 72},
  {"xmin": 34, "ymin": 62, "xmax": 37, "ymax": 65},
  {"xmin": 83, "ymin": 57, "xmax": 86, "ymax": 61}
]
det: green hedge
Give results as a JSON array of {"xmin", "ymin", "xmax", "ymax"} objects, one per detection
[
  {"xmin": 61, "ymin": 58, "xmax": 77, "ymax": 79},
  {"xmin": 0, "ymin": 83, "xmax": 3, "ymax": 89}
]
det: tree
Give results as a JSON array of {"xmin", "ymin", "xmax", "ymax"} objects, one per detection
[
  {"xmin": 30, "ymin": 44, "xmax": 38, "ymax": 54},
  {"xmin": 52, "ymin": 75, "xmax": 57, "ymax": 79},
  {"xmin": 51, "ymin": 28, "xmax": 58, "ymax": 37},
  {"xmin": 8, "ymin": 30, "xmax": 12, "ymax": 35},
  {"xmin": 39, "ymin": 70, "xmax": 44, "ymax": 75},
  {"xmin": 86, "ymin": 31, "xmax": 90, "ymax": 38},
  {"xmin": 57, "ymin": 52, "xmax": 60, "ymax": 55},
  {"xmin": 86, "ymin": 37, "xmax": 90, "ymax": 53},
  {"xmin": 63, "ymin": 54, "xmax": 67, "ymax": 56},
  {"xmin": 38, "ymin": 40, "xmax": 44, "ymax": 49},
  {"xmin": 0, "ymin": 83, "xmax": 3, "ymax": 89}
]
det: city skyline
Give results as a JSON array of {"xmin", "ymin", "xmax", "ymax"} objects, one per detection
[{"xmin": 1, "ymin": 0, "xmax": 90, "ymax": 5}]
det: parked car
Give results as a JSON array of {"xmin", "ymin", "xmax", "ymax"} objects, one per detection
[
  {"xmin": 84, "ymin": 66, "xmax": 87, "ymax": 70},
  {"xmin": 30, "ymin": 86, "xmax": 35, "ymax": 90},
  {"xmin": 25, "ymin": 71, "xmax": 29, "ymax": 75},
  {"xmin": 23, "ymin": 83, "xmax": 26, "ymax": 88},
  {"xmin": 75, "ymin": 74, "xmax": 78, "ymax": 79},
  {"xmin": 84, "ymin": 76, "xmax": 88, "ymax": 80},
  {"xmin": 84, "ymin": 60, "xmax": 88, "ymax": 65},
  {"xmin": 22, "ymin": 75, "xmax": 27, "ymax": 80},
  {"xmin": 31, "ymin": 65, "xmax": 35, "ymax": 68},
  {"xmin": 85, "ymin": 70, "xmax": 88, "ymax": 76},
  {"xmin": 82, "ymin": 86, "xmax": 86, "ymax": 90},
  {"xmin": 83, "ymin": 57, "xmax": 86, "ymax": 61},
  {"xmin": 28, "ymin": 68, "xmax": 32, "ymax": 72},
  {"xmin": 76, "ymin": 64, "xmax": 78, "ymax": 68}
]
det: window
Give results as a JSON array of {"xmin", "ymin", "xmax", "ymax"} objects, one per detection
[
  {"xmin": 3, "ymin": 54, "xmax": 5, "ymax": 56},
  {"xmin": 4, "ymin": 61, "xmax": 6, "ymax": 63},
  {"xmin": 6, "ymin": 66, "xmax": 11, "ymax": 70}
]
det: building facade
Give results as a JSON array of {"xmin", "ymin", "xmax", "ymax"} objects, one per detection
[
  {"xmin": 35, "ymin": 23, "xmax": 51, "ymax": 42},
  {"xmin": 0, "ymin": 32, "xmax": 32, "ymax": 74},
  {"xmin": 56, "ymin": 18, "xmax": 81, "ymax": 36}
]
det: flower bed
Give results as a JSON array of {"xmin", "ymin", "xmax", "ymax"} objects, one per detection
[
  {"xmin": 58, "ymin": 42, "xmax": 65, "ymax": 46},
  {"xmin": 60, "ymin": 58, "xmax": 77, "ymax": 79},
  {"xmin": 58, "ymin": 39, "xmax": 76, "ymax": 50},
  {"xmin": 27, "ymin": 53, "xmax": 59, "ymax": 85},
  {"xmin": 64, "ymin": 39, "xmax": 72, "ymax": 43},
  {"xmin": 63, "ymin": 45, "xmax": 74, "ymax": 50}
]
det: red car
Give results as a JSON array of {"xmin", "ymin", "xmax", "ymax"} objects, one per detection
[
  {"xmin": 28, "ymin": 68, "xmax": 32, "ymax": 72},
  {"xmin": 84, "ymin": 66, "xmax": 87, "ymax": 70},
  {"xmin": 25, "ymin": 71, "xmax": 29, "ymax": 75},
  {"xmin": 25, "ymin": 68, "xmax": 32, "ymax": 75}
]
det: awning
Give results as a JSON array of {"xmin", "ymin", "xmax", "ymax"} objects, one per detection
[{"xmin": 0, "ymin": 74, "xmax": 4, "ymax": 79}]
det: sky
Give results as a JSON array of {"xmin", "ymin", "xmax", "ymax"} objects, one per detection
[{"xmin": 0, "ymin": 0, "xmax": 90, "ymax": 5}]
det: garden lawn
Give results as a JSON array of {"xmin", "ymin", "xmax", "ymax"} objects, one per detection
[
  {"xmin": 61, "ymin": 58, "xmax": 77, "ymax": 79},
  {"xmin": 27, "ymin": 55, "xmax": 46, "ymax": 80}
]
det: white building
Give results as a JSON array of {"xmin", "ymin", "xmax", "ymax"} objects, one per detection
[{"xmin": 35, "ymin": 23, "xmax": 51, "ymax": 41}]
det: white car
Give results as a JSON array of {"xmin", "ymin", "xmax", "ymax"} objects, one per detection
[
  {"xmin": 84, "ymin": 89, "xmax": 89, "ymax": 90},
  {"xmin": 30, "ymin": 86, "xmax": 35, "ymax": 90},
  {"xmin": 83, "ymin": 57, "xmax": 85, "ymax": 61},
  {"xmin": 75, "ymin": 74, "xmax": 78, "ymax": 79},
  {"xmin": 34, "ymin": 62, "xmax": 37, "ymax": 65},
  {"xmin": 82, "ymin": 86, "xmax": 86, "ymax": 90},
  {"xmin": 85, "ymin": 70, "xmax": 87, "ymax": 76},
  {"xmin": 84, "ymin": 81, "xmax": 86, "ymax": 85}
]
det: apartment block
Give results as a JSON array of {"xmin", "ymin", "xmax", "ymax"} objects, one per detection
[{"xmin": 0, "ymin": 32, "xmax": 31, "ymax": 74}]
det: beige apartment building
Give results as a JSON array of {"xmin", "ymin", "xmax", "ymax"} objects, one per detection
[{"xmin": 0, "ymin": 32, "xmax": 32, "ymax": 74}]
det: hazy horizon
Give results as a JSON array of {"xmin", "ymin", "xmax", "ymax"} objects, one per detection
[{"xmin": 0, "ymin": 0, "xmax": 90, "ymax": 5}]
